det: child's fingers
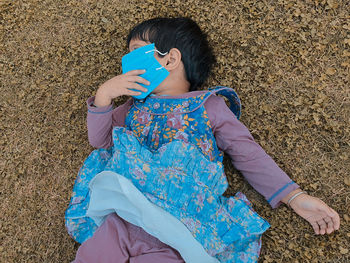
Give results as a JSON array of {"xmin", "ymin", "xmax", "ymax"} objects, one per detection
[
  {"xmin": 127, "ymin": 76, "xmax": 150, "ymax": 86},
  {"xmin": 126, "ymin": 83, "xmax": 148, "ymax": 93},
  {"xmin": 317, "ymin": 219, "xmax": 327, "ymax": 235},
  {"xmin": 124, "ymin": 69, "xmax": 146, "ymax": 76},
  {"xmin": 319, "ymin": 205, "xmax": 340, "ymax": 231},
  {"xmin": 125, "ymin": 89, "xmax": 142, "ymax": 96},
  {"xmin": 324, "ymin": 216, "xmax": 334, "ymax": 234},
  {"xmin": 310, "ymin": 221, "xmax": 320, "ymax": 235},
  {"xmin": 329, "ymin": 207, "xmax": 340, "ymax": 230}
]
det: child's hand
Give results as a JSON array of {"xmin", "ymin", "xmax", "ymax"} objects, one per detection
[
  {"xmin": 289, "ymin": 193, "xmax": 340, "ymax": 235},
  {"xmin": 94, "ymin": 70, "xmax": 150, "ymax": 107}
]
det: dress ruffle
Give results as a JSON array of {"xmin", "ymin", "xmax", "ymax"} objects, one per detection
[
  {"xmin": 105, "ymin": 127, "xmax": 269, "ymax": 261},
  {"xmin": 86, "ymin": 170, "xmax": 219, "ymax": 263},
  {"xmin": 65, "ymin": 148, "xmax": 113, "ymax": 243}
]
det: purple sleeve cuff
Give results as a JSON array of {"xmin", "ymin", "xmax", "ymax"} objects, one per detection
[
  {"xmin": 87, "ymin": 96, "xmax": 115, "ymax": 114},
  {"xmin": 86, "ymin": 96, "xmax": 115, "ymax": 149},
  {"xmin": 268, "ymin": 182, "xmax": 300, "ymax": 208}
]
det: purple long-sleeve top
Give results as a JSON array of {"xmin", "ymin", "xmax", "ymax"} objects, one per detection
[{"xmin": 86, "ymin": 92, "xmax": 299, "ymax": 208}]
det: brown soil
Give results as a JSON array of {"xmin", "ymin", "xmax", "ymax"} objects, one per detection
[{"xmin": 1, "ymin": 0, "xmax": 349, "ymax": 262}]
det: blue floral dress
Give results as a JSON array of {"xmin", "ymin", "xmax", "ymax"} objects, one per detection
[{"xmin": 65, "ymin": 86, "xmax": 270, "ymax": 263}]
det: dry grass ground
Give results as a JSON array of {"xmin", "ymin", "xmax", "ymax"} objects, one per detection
[{"xmin": 1, "ymin": 0, "xmax": 349, "ymax": 262}]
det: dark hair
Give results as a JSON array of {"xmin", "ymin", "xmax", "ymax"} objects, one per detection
[{"xmin": 127, "ymin": 17, "xmax": 216, "ymax": 91}]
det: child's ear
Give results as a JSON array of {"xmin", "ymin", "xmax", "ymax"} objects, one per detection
[{"xmin": 164, "ymin": 48, "xmax": 182, "ymax": 70}]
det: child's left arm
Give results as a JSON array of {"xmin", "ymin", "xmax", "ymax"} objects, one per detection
[{"xmin": 205, "ymin": 95, "xmax": 340, "ymax": 235}]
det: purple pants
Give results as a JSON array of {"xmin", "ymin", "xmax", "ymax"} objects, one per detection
[{"xmin": 73, "ymin": 213, "xmax": 185, "ymax": 263}]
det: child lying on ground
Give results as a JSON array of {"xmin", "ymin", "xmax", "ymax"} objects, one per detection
[{"xmin": 65, "ymin": 17, "xmax": 340, "ymax": 263}]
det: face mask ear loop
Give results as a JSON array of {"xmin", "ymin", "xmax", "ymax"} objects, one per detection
[
  {"xmin": 145, "ymin": 49, "xmax": 169, "ymax": 56},
  {"xmin": 145, "ymin": 49, "xmax": 169, "ymax": 70}
]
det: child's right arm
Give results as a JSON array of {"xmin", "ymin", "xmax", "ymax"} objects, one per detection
[
  {"xmin": 87, "ymin": 97, "xmax": 133, "ymax": 148},
  {"xmin": 87, "ymin": 70, "xmax": 150, "ymax": 148}
]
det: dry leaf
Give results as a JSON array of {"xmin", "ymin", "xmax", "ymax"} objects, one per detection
[
  {"xmin": 339, "ymin": 247, "xmax": 349, "ymax": 255},
  {"xmin": 326, "ymin": 68, "xmax": 336, "ymax": 75}
]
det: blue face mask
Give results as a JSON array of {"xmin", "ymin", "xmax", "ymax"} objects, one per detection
[{"xmin": 121, "ymin": 43, "xmax": 170, "ymax": 99}]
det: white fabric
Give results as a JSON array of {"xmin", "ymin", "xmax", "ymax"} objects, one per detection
[{"xmin": 86, "ymin": 171, "xmax": 219, "ymax": 263}]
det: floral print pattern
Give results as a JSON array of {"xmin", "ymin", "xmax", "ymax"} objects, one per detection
[{"xmin": 126, "ymin": 92, "xmax": 223, "ymax": 162}]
